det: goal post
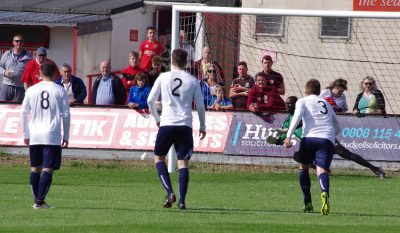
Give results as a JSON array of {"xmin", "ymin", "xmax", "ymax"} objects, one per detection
[{"xmin": 168, "ymin": 5, "xmax": 400, "ymax": 169}]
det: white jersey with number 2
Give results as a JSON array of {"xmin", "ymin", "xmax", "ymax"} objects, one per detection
[
  {"xmin": 286, "ymin": 94, "xmax": 341, "ymax": 143},
  {"xmin": 147, "ymin": 68, "xmax": 206, "ymax": 131},
  {"xmin": 21, "ymin": 81, "xmax": 71, "ymax": 145}
]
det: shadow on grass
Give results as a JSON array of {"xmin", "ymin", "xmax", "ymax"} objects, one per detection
[{"xmin": 57, "ymin": 206, "xmax": 400, "ymax": 218}]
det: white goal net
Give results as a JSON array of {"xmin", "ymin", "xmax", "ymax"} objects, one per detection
[{"xmin": 172, "ymin": 6, "xmax": 400, "ymax": 115}]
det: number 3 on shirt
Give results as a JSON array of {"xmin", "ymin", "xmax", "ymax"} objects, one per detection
[
  {"xmin": 318, "ymin": 100, "xmax": 328, "ymax": 114},
  {"xmin": 172, "ymin": 78, "xmax": 182, "ymax": 97}
]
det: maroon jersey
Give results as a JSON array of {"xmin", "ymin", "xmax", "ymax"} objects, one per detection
[
  {"xmin": 230, "ymin": 76, "xmax": 255, "ymax": 109},
  {"xmin": 256, "ymin": 70, "xmax": 283, "ymax": 91},
  {"xmin": 246, "ymin": 84, "xmax": 285, "ymax": 113}
]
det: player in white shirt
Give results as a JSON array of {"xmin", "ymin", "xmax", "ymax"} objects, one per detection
[
  {"xmin": 148, "ymin": 49, "xmax": 206, "ymax": 210},
  {"xmin": 21, "ymin": 61, "xmax": 70, "ymax": 209},
  {"xmin": 284, "ymin": 79, "xmax": 340, "ymax": 216}
]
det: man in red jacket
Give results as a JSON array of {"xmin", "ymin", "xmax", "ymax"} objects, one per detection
[{"xmin": 21, "ymin": 47, "xmax": 59, "ymax": 90}]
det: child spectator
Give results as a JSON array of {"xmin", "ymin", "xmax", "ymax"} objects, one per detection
[
  {"xmin": 121, "ymin": 51, "xmax": 144, "ymax": 94},
  {"xmin": 147, "ymin": 55, "xmax": 166, "ymax": 87},
  {"xmin": 208, "ymin": 85, "xmax": 233, "ymax": 110},
  {"xmin": 139, "ymin": 26, "xmax": 162, "ymax": 72},
  {"xmin": 127, "ymin": 72, "xmax": 151, "ymax": 110}
]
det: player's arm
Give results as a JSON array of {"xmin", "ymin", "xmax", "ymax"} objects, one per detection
[
  {"xmin": 61, "ymin": 90, "xmax": 71, "ymax": 147},
  {"xmin": 284, "ymin": 101, "xmax": 303, "ymax": 147},
  {"xmin": 147, "ymin": 78, "xmax": 162, "ymax": 126},
  {"xmin": 21, "ymin": 91, "xmax": 31, "ymax": 145},
  {"xmin": 193, "ymin": 81, "xmax": 206, "ymax": 140}
]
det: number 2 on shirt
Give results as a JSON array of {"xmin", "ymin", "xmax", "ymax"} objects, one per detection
[{"xmin": 172, "ymin": 78, "xmax": 182, "ymax": 97}]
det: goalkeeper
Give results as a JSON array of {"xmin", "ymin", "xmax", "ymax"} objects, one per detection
[{"xmin": 268, "ymin": 96, "xmax": 385, "ymax": 178}]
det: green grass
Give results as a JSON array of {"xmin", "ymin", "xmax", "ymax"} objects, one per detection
[{"xmin": 0, "ymin": 157, "xmax": 399, "ymax": 233}]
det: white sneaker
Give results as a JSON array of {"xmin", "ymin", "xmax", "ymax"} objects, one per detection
[{"xmin": 33, "ymin": 203, "xmax": 50, "ymax": 209}]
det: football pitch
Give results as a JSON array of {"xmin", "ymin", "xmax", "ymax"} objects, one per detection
[{"xmin": 1, "ymin": 155, "xmax": 399, "ymax": 233}]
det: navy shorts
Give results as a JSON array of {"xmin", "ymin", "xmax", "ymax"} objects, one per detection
[
  {"xmin": 298, "ymin": 137, "xmax": 334, "ymax": 171},
  {"xmin": 29, "ymin": 145, "xmax": 62, "ymax": 170},
  {"xmin": 154, "ymin": 126, "xmax": 194, "ymax": 160}
]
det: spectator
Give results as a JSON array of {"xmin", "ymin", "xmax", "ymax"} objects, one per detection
[
  {"xmin": 320, "ymin": 78, "xmax": 348, "ymax": 113},
  {"xmin": 193, "ymin": 46, "xmax": 224, "ymax": 83},
  {"xmin": 127, "ymin": 72, "xmax": 151, "ymax": 110},
  {"xmin": 158, "ymin": 34, "xmax": 171, "ymax": 71},
  {"xmin": 147, "ymin": 56, "xmax": 166, "ymax": 87},
  {"xmin": 22, "ymin": 47, "xmax": 60, "ymax": 90},
  {"xmin": 353, "ymin": 76, "xmax": 386, "ymax": 115},
  {"xmin": 256, "ymin": 55, "xmax": 285, "ymax": 95},
  {"xmin": 179, "ymin": 30, "xmax": 195, "ymax": 73},
  {"xmin": 91, "ymin": 60, "xmax": 126, "ymax": 105},
  {"xmin": 55, "ymin": 63, "xmax": 87, "ymax": 106},
  {"xmin": 229, "ymin": 61, "xmax": 255, "ymax": 109},
  {"xmin": 0, "ymin": 34, "xmax": 32, "ymax": 102},
  {"xmin": 200, "ymin": 63, "xmax": 223, "ymax": 106},
  {"xmin": 121, "ymin": 51, "xmax": 144, "ymax": 94},
  {"xmin": 139, "ymin": 26, "xmax": 162, "ymax": 72},
  {"xmin": 208, "ymin": 85, "xmax": 233, "ymax": 110},
  {"xmin": 246, "ymin": 74, "xmax": 285, "ymax": 113}
]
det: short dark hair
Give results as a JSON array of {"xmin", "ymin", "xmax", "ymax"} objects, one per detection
[
  {"xmin": 286, "ymin": 96, "xmax": 298, "ymax": 104},
  {"xmin": 262, "ymin": 55, "xmax": 273, "ymax": 62},
  {"xmin": 237, "ymin": 61, "xmax": 247, "ymax": 69},
  {"xmin": 305, "ymin": 79, "xmax": 321, "ymax": 95},
  {"xmin": 40, "ymin": 61, "xmax": 57, "ymax": 79},
  {"xmin": 172, "ymin": 49, "xmax": 187, "ymax": 68},
  {"xmin": 146, "ymin": 26, "xmax": 156, "ymax": 32},
  {"xmin": 152, "ymin": 55, "xmax": 163, "ymax": 65}
]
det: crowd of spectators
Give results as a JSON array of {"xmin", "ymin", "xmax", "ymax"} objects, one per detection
[{"xmin": 0, "ymin": 31, "xmax": 387, "ymax": 117}]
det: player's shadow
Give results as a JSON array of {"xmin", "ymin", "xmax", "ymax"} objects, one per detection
[
  {"xmin": 178, "ymin": 207, "xmax": 297, "ymax": 215},
  {"xmin": 60, "ymin": 206, "xmax": 400, "ymax": 218},
  {"xmin": 174, "ymin": 207, "xmax": 400, "ymax": 218}
]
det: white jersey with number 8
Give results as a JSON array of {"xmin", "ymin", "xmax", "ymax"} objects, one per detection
[{"xmin": 21, "ymin": 81, "xmax": 71, "ymax": 145}]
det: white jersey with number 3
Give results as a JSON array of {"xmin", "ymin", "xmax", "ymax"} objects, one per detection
[
  {"xmin": 287, "ymin": 94, "xmax": 340, "ymax": 143},
  {"xmin": 147, "ymin": 68, "xmax": 206, "ymax": 131},
  {"xmin": 21, "ymin": 81, "xmax": 71, "ymax": 145}
]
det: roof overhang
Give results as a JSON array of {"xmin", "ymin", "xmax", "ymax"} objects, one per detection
[{"xmin": 0, "ymin": 0, "xmax": 144, "ymax": 26}]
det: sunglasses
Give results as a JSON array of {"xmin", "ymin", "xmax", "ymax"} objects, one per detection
[
  {"xmin": 207, "ymin": 69, "xmax": 216, "ymax": 74},
  {"xmin": 364, "ymin": 82, "xmax": 372, "ymax": 86},
  {"xmin": 14, "ymin": 40, "xmax": 23, "ymax": 43}
]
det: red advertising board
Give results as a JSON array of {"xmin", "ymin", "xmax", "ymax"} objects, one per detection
[
  {"xmin": 353, "ymin": 0, "xmax": 400, "ymax": 11},
  {"xmin": 0, "ymin": 104, "xmax": 233, "ymax": 153}
]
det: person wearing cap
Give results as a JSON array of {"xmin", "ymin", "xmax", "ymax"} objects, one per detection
[
  {"xmin": 0, "ymin": 34, "xmax": 32, "ymax": 102},
  {"xmin": 21, "ymin": 47, "xmax": 60, "ymax": 90},
  {"xmin": 255, "ymin": 55, "xmax": 285, "ymax": 96}
]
